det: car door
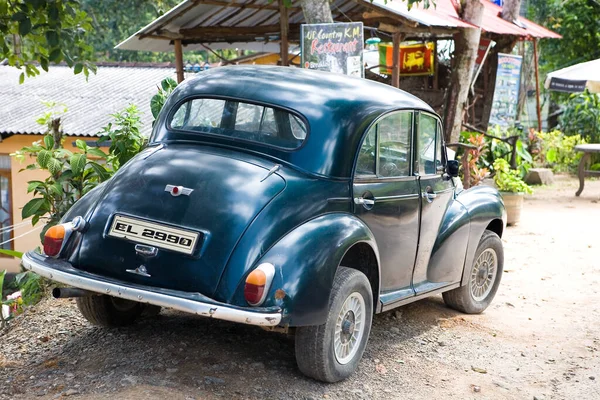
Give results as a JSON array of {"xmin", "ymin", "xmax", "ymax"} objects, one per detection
[
  {"xmin": 352, "ymin": 111, "xmax": 421, "ymax": 304},
  {"xmin": 412, "ymin": 112, "xmax": 456, "ymax": 294}
]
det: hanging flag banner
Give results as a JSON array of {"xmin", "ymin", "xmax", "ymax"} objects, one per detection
[
  {"xmin": 301, "ymin": 22, "xmax": 364, "ymax": 77},
  {"xmin": 378, "ymin": 42, "xmax": 435, "ymax": 76},
  {"xmin": 472, "ymin": 37, "xmax": 495, "ymax": 84},
  {"xmin": 489, "ymin": 53, "xmax": 523, "ymax": 127}
]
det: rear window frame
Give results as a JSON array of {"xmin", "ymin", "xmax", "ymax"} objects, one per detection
[{"xmin": 165, "ymin": 95, "xmax": 311, "ymax": 152}]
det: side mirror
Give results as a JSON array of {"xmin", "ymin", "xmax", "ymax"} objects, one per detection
[{"xmin": 447, "ymin": 160, "xmax": 459, "ymax": 178}]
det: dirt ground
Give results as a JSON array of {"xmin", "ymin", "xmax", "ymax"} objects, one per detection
[{"xmin": 1, "ymin": 175, "xmax": 599, "ymax": 400}]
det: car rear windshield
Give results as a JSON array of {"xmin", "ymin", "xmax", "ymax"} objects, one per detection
[{"xmin": 169, "ymin": 98, "xmax": 308, "ymax": 150}]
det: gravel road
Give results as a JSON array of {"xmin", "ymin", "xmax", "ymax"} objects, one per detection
[{"xmin": 1, "ymin": 175, "xmax": 599, "ymax": 400}]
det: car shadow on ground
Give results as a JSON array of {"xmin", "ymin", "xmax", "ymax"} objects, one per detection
[{"xmin": 27, "ymin": 295, "xmax": 465, "ymax": 395}]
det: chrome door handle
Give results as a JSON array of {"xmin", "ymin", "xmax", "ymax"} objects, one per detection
[
  {"xmin": 354, "ymin": 197, "xmax": 375, "ymax": 206},
  {"xmin": 422, "ymin": 192, "xmax": 437, "ymax": 202}
]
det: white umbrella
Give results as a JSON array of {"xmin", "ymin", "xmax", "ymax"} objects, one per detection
[{"xmin": 545, "ymin": 58, "xmax": 600, "ymax": 93}]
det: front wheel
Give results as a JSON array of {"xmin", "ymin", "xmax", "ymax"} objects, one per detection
[
  {"xmin": 443, "ymin": 230, "xmax": 504, "ymax": 314},
  {"xmin": 295, "ymin": 267, "xmax": 373, "ymax": 382}
]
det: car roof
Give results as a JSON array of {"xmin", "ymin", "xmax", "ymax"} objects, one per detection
[{"xmin": 155, "ymin": 65, "xmax": 436, "ymax": 179}]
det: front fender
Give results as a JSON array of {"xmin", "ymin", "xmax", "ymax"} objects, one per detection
[
  {"xmin": 230, "ymin": 213, "xmax": 379, "ymax": 327},
  {"xmin": 456, "ymin": 185, "xmax": 506, "ymax": 286}
]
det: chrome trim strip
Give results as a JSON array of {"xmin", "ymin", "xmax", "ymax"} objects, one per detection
[
  {"xmin": 374, "ymin": 194, "xmax": 420, "ymax": 202},
  {"xmin": 379, "ymin": 282, "xmax": 460, "ymax": 312},
  {"xmin": 22, "ymin": 253, "xmax": 281, "ymax": 327}
]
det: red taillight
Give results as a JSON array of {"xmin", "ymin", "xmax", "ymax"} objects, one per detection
[
  {"xmin": 244, "ymin": 269, "xmax": 267, "ymax": 306},
  {"xmin": 44, "ymin": 225, "xmax": 66, "ymax": 257}
]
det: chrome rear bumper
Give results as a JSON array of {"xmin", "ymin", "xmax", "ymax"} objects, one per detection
[{"xmin": 22, "ymin": 252, "xmax": 282, "ymax": 327}]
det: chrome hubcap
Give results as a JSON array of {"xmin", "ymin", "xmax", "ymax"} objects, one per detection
[
  {"xmin": 334, "ymin": 292, "xmax": 365, "ymax": 365},
  {"xmin": 470, "ymin": 248, "xmax": 498, "ymax": 301}
]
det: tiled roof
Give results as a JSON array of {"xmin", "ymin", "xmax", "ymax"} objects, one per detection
[{"xmin": 0, "ymin": 65, "xmax": 177, "ymax": 137}]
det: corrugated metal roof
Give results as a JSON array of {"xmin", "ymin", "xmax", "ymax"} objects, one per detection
[
  {"xmin": 117, "ymin": 0, "xmax": 559, "ymax": 54},
  {"xmin": 0, "ymin": 65, "xmax": 177, "ymax": 137}
]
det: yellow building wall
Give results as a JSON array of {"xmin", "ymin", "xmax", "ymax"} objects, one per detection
[{"xmin": 0, "ymin": 134, "xmax": 105, "ymax": 272}]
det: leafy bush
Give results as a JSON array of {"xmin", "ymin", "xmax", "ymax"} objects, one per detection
[
  {"xmin": 559, "ymin": 90, "xmax": 600, "ymax": 143},
  {"xmin": 536, "ymin": 130, "xmax": 585, "ymax": 173},
  {"xmin": 11, "ymin": 104, "xmax": 145, "ymax": 239},
  {"xmin": 493, "ymin": 159, "xmax": 533, "ymax": 194}
]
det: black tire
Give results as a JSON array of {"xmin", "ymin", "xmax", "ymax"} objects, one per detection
[
  {"xmin": 295, "ymin": 267, "xmax": 373, "ymax": 383},
  {"xmin": 443, "ymin": 230, "xmax": 504, "ymax": 314},
  {"xmin": 76, "ymin": 295, "xmax": 144, "ymax": 327}
]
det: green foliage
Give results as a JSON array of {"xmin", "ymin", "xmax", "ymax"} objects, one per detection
[
  {"xmin": 536, "ymin": 130, "xmax": 585, "ymax": 173},
  {"xmin": 1, "ymin": 0, "xmax": 96, "ymax": 81},
  {"xmin": 559, "ymin": 90, "xmax": 600, "ymax": 143},
  {"xmin": 15, "ymin": 271, "xmax": 48, "ymax": 306},
  {"xmin": 12, "ymin": 104, "xmax": 145, "ymax": 240},
  {"xmin": 529, "ymin": 0, "xmax": 600, "ymax": 75},
  {"xmin": 493, "ymin": 159, "xmax": 533, "ymax": 194},
  {"xmin": 150, "ymin": 77, "xmax": 178, "ymax": 125},
  {"xmin": 97, "ymin": 105, "xmax": 147, "ymax": 170}
]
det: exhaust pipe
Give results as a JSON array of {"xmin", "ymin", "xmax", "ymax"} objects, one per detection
[{"xmin": 52, "ymin": 287, "xmax": 94, "ymax": 298}]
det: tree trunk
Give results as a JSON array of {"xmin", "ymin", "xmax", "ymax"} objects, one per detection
[
  {"xmin": 444, "ymin": 0, "xmax": 484, "ymax": 143},
  {"xmin": 300, "ymin": 0, "xmax": 333, "ymax": 24},
  {"xmin": 501, "ymin": 0, "xmax": 522, "ymax": 22}
]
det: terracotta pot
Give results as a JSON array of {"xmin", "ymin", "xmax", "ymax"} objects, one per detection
[{"xmin": 500, "ymin": 192, "xmax": 524, "ymax": 226}]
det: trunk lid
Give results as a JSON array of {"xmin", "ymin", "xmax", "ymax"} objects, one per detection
[{"xmin": 76, "ymin": 144, "xmax": 285, "ymax": 297}]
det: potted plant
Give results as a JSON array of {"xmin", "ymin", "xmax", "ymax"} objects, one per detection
[{"xmin": 493, "ymin": 159, "xmax": 533, "ymax": 226}]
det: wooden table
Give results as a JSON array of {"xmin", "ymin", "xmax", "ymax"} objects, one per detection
[{"xmin": 575, "ymin": 144, "xmax": 600, "ymax": 196}]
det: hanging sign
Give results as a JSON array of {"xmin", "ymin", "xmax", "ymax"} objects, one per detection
[
  {"xmin": 378, "ymin": 42, "xmax": 435, "ymax": 76},
  {"xmin": 548, "ymin": 77, "xmax": 587, "ymax": 93},
  {"xmin": 488, "ymin": 53, "xmax": 523, "ymax": 128},
  {"xmin": 300, "ymin": 22, "xmax": 364, "ymax": 77}
]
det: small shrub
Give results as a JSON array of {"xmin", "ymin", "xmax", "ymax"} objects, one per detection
[
  {"xmin": 537, "ymin": 130, "xmax": 585, "ymax": 173},
  {"xmin": 493, "ymin": 159, "xmax": 533, "ymax": 194},
  {"xmin": 559, "ymin": 90, "xmax": 600, "ymax": 143}
]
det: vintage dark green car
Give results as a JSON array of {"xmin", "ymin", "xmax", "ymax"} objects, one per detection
[{"xmin": 22, "ymin": 66, "xmax": 506, "ymax": 382}]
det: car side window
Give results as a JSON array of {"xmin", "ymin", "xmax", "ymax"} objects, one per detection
[
  {"xmin": 355, "ymin": 111, "xmax": 412, "ymax": 179},
  {"xmin": 378, "ymin": 112, "xmax": 412, "ymax": 178},
  {"xmin": 356, "ymin": 125, "xmax": 377, "ymax": 176},
  {"xmin": 418, "ymin": 113, "xmax": 442, "ymax": 175}
]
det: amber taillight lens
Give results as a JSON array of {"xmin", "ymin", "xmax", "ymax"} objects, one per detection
[
  {"xmin": 244, "ymin": 263, "xmax": 275, "ymax": 306},
  {"xmin": 244, "ymin": 269, "xmax": 267, "ymax": 306},
  {"xmin": 43, "ymin": 225, "xmax": 66, "ymax": 257}
]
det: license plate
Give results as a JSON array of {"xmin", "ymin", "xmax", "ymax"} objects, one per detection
[{"xmin": 108, "ymin": 215, "xmax": 199, "ymax": 255}]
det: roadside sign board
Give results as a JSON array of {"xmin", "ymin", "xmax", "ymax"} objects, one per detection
[
  {"xmin": 378, "ymin": 42, "xmax": 435, "ymax": 76},
  {"xmin": 489, "ymin": 53, "xmax": 523, "ymax": 128},
  {"xmin": 301, "ymin": 22, "xmax": 364, "ymax": 77}
]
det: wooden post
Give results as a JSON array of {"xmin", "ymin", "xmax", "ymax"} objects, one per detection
[
  {"xmin": 279, "ymin": 0, "xmax": 289, "ymax": 66},
  {"xmin": 392, "ymin": 33, "xmax": 401, "ymax": 88},
  {"xmin": 533, "ymin": 38, "xmax": 542, "ymax": 131},
  {"xmin": 174, "ymin": 39, "xmax": 184, "ymax": 83}
]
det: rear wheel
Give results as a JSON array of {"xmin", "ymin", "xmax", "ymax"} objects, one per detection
[
  {"xmin": 295, "ymin": 267, "xmax": 373, "ymax": 382},
  {"xmin": 76, "ymin": 295, "xmax": 145, "ymax": 327},
  {"xmin": 443, "ymin": 230, "xmax": 504, "ymax": 314}
]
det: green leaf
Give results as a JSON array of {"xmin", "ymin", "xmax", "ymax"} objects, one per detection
[
  {"xmin": 74, "ymin": 63, "xmax": 83, "ymax": 75},
  {"xmin": 19, "ymin": 18, "xmax": 32, "ymax": 36},
  {"xmin": 27, "ymin": 181, "xmax": 44, "ymax": 193},
  {"xmin": 89, "ymin": 161, "xmax": 111, "ymax": 181},
  {"xmin": 32, "ymin": 214, "xmax": 39, "ymax": 226},
  {"xmin": 22, "ymin": 198, "xmax": 47, "ymax": 219},
  {"xmin": 44, "ymin": 135, "xmax": 54, "ymax": 149},
  {"xmin": 0, "ymin": 249, "xmax": 23, "ymax": 259},
  {"xmin": 45, "ymin": 30, "xmax": 59, "ymax": 47},
  {"xmin": 49, "ymin": 182, "xmax": 63, "ymax": 196},
  {"xmin": 37, "ymin": 150, "xmax": 52, "ymax": 168},
  {"xmin": 19, "ymin": 72, "xmax": 25, "ymax": 84},
  {"xmin": 47, "ymin": 157, "xmax": 63, "ymax": 175},
  {"xmin": 87, "ymin": 148, "xmax": 107, "ymax": 158},
  {"xmin": 70, "ymin": 153, "xmax": 86, "ymax": 175},
  {"xmin": 49, "ymin": 48, "xmax": 61, "ymax": 63},
  {"xmin": 75, "ymin": 139, "xmax": 88, "ymax": 151},
  {"xmin": 150, "ymin": 95, "xmax": 164, "ymax": 119}
]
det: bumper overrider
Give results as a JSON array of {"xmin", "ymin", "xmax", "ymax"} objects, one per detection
[{"xmin": 22, "ymin": 251, "xmax": 282, "ymax": 327}]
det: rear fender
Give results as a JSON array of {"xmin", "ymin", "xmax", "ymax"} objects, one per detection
[
  {"xmin": 456, "ymin": 186, "xmax": 507, "ymax": 286},
  {"xmin": 231, "ymin": 213, "xmax": 380, "ymax": 327}
]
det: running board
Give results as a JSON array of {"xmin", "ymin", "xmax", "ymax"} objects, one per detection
[{"xmin": 379, "ymin": 282, "xmax": 461, "ymax": 313}]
